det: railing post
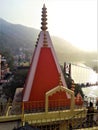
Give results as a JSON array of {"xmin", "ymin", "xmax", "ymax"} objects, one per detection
[
  {"xmin": 45, "ymin": 95, "xmax": 48, "ymax": 113},
  {"xmin": 70, "ymin": 92, "xmax": 75, "ymax": 111},
  {"xmin": 22, "ymin": 102, "xmax": 25, "ymax": 126}
]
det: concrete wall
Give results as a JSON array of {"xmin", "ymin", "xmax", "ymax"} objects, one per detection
[{"xmin": 0, "ymin": 121, "xmax": 22, "ymax": 130}]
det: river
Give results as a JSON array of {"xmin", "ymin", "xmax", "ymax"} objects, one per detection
[
  {"xmin": 82, "ymin": 85, "xmax": 98, "ymax": 107},
  {"xmin": 82, "ymin": 85, "xmax": 98, "ymax": 98}
]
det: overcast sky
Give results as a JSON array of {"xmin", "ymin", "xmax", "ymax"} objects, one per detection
[{"xmin": 0, "ymin": 0, "xmax": 97, "ymax": 52}]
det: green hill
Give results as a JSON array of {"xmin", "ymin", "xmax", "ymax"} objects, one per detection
[{"xmin": 0, "ymin": 18, "xmax": 98, "ymax": 72}]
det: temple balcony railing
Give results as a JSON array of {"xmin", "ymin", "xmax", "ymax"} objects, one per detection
[
  {"xmin": 0, "ymin": 100, "xmax": 87, "ymax": 124},
  {"xmin": 67, "ymin": 110, "xmax": 98, "ymax": 129},
  {"xmin": 1, "ymin": 100, "xmax": 98, "ymax": 129},
  {"xmin": 22, "ymin": 108, "xmax": 87, "ymax": 126},
  {"xmin": 0, "ymin": 85, "xmax": 91, "ymax": 129},
  {"xmin": 0, "ymin": 100, "xmax": 85, "ymax": 116},
  {"xmin": 0, "ymin": 85, "xmax": 85, "ymax": 125}
]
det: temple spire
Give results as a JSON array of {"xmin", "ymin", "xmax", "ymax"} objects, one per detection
[{"xmin": 41, "ymin": 4, "xmax": 48, "ymax": 31}]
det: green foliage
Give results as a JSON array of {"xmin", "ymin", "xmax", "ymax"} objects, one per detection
[
  {"xmin": 74, "ymin": 84, "xmax": 84, "ymax": 98},
  {"xmin": 0, "ymin": 48, "xmax": 14, "ymax": 70},
  {"xmin": 3, "ymin": 69, "xmax": 28, "ymax": 100},
  {"xmin": 64, "ymin": 73, "xmax": 84, "ymax": 98}
]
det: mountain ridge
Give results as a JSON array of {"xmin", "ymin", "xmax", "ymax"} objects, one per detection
[{"xmin": 0, "ymin": 18, "xmax": 98, "ymax": 72}]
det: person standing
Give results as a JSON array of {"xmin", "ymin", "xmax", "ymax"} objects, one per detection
[
  {"xmin": 0, "ymin": 102, "xmax": 3, "ymax": 115},
  {"xmin": 87, "ymin": 102, "xmax": 94, "ymax": 127}
]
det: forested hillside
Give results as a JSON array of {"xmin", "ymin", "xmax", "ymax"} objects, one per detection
[{"xmin": 0, "ymin": 18, "xmax": 98, "ymax": 72}]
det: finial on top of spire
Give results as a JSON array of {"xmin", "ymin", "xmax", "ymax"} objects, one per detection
[
  {"xmin": 41, "ymin": 4, "xmax": 48, "ymax": 31},
  {"xmin": 43, "ymin": 3, "xmax": 45, "ymax": 8},
  {"xmin": 43, "ymin": 32, "xmax": 48, "ymax": 47}
]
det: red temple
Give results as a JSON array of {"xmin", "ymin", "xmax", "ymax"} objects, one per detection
[{"xmin": 22, "ymin": 4, "xmax": 76, "ymax": 111}]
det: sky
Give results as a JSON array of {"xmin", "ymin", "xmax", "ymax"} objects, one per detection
[{"xmin": 0, "ymin": 0, "xmax": 97, "ymax": 52}]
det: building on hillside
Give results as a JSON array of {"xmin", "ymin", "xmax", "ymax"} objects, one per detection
[{"xmin": 0, "ymin": 56, "xmax": 10, "ymax": 83}]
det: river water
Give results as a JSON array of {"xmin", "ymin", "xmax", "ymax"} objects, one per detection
[
  {"xmin": 82, "ymin": 85, "xmax": 98, "ymax": 107},
  {"xmin": 82, "ymin": 85, "xmax": 98, "ymax": 98}
]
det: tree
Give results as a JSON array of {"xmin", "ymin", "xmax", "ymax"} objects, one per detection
[
  {"xmin": 3, "ymin": 68, "xmax": 28, "ymax": 100},
  {"xmin": 0, "ymin": 48, "xmax": 14, "ymax": 70},
  {"xmin": 64, "ymin": 73, "xmax": 84, "ymax": 98},
  {"xmin": 74, "ymin": 84, "xmax": 84, "ymax": 98}
]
